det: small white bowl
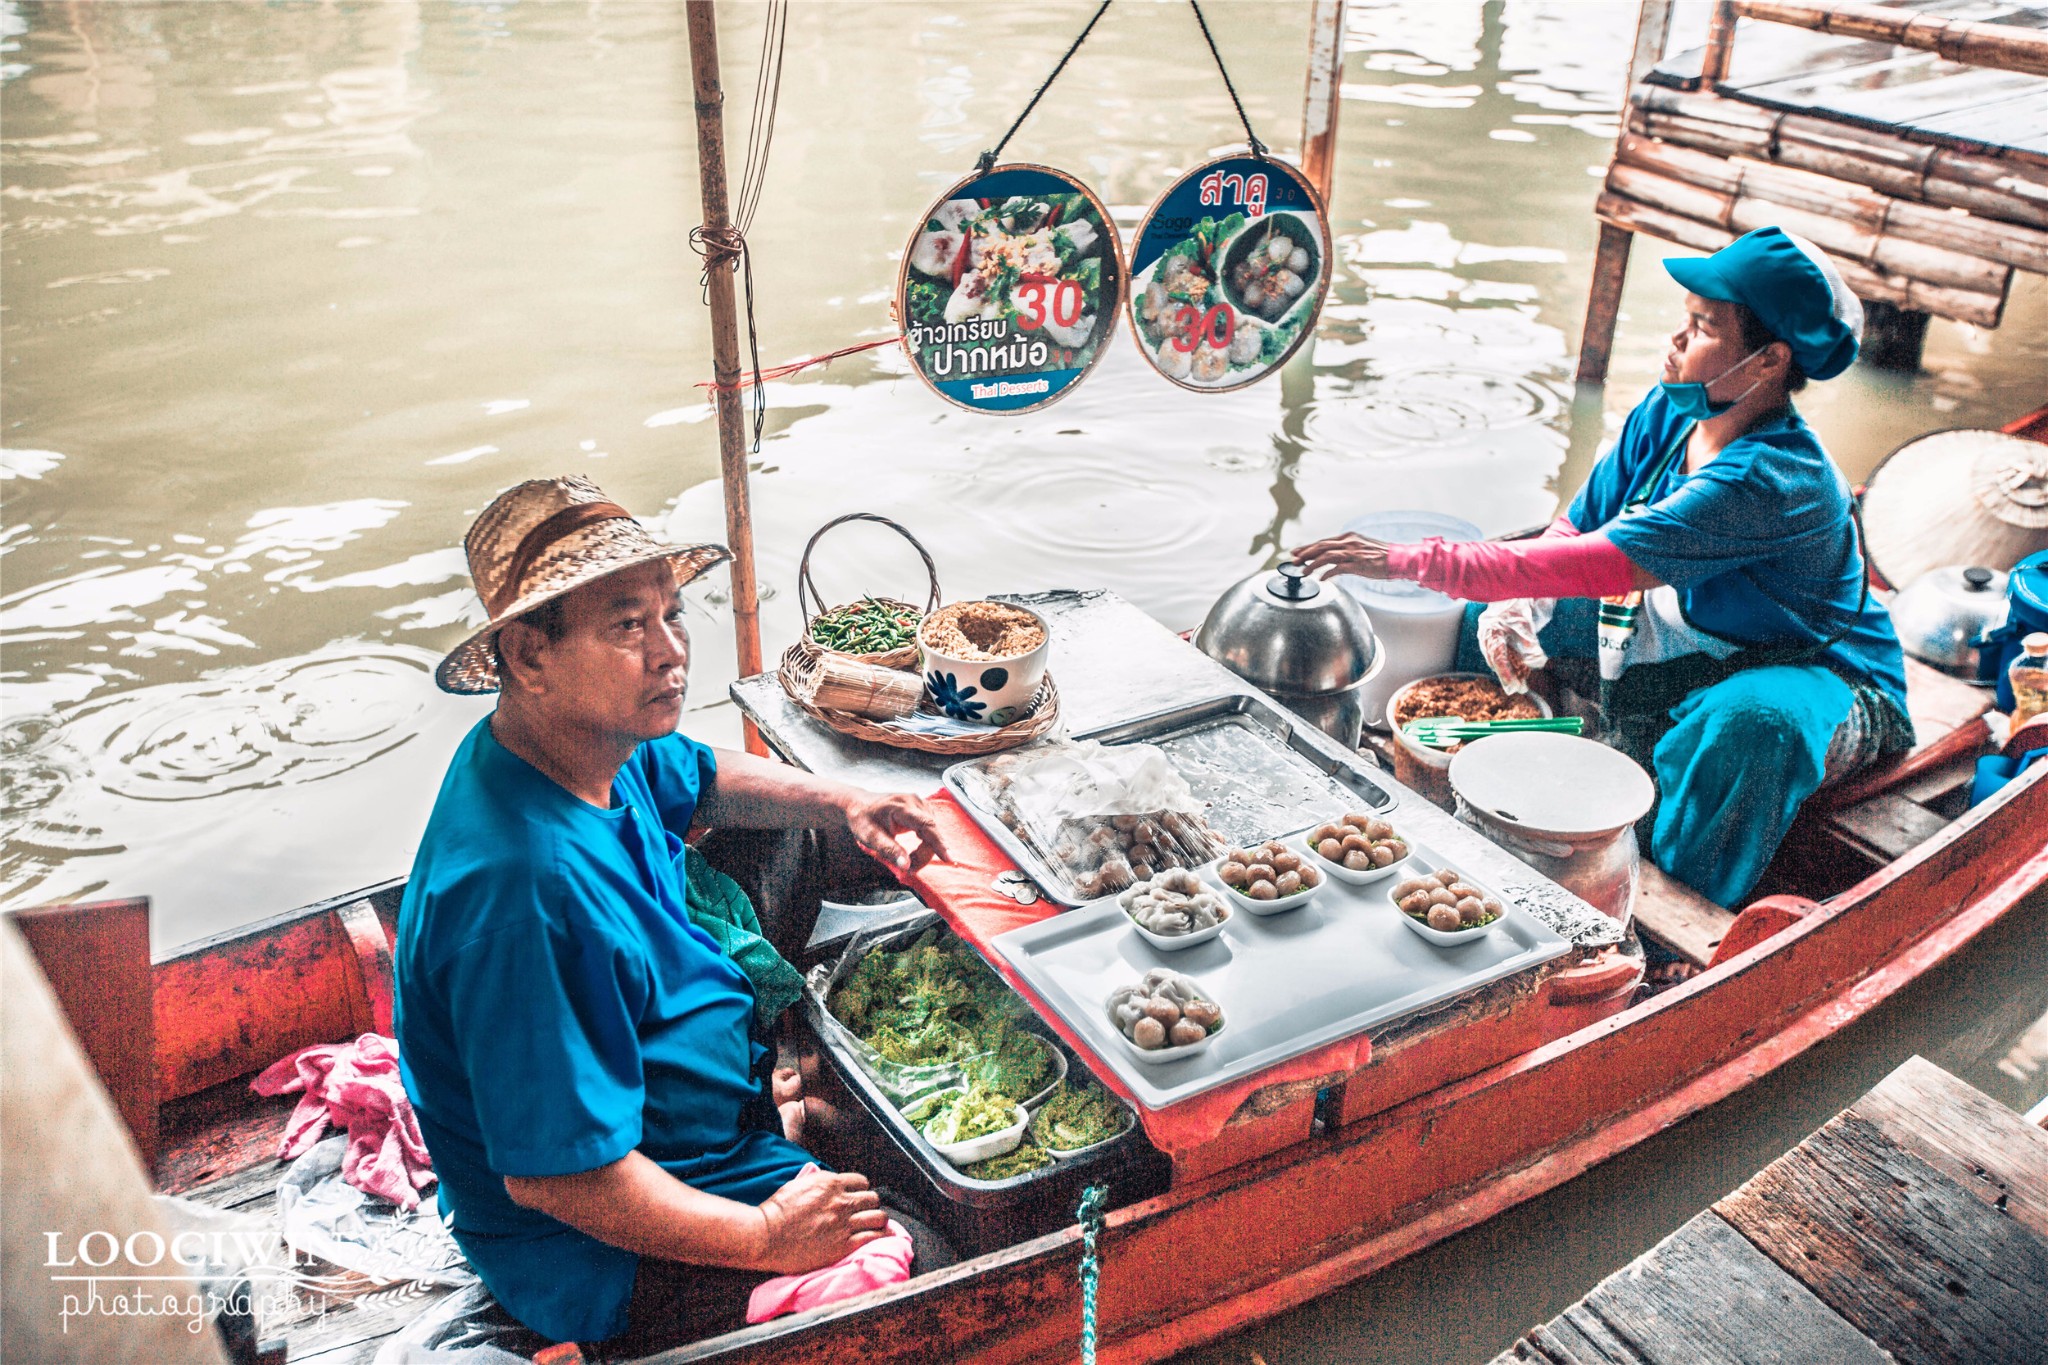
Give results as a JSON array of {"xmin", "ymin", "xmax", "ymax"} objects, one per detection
[
  {"xmin": 1035, "ymin": 1105, "xmax": 1137, "ymax": 1160},
  {"xmin": 1297, "ymin": 831, "xmax": 1412, "ymax": 886},
  {"xmin": 1125, "ymin": 908, "xmax": 1229, "ymax": 951},
  {"xmin": 1395, "ymin": 871, "xmax": 1511, "ymax": 946},
  {"xmin": 918, "ymin": 1091, "xmax": 1031, "ymax": 1166},
  {"xmin": 1110, "ymin": 1022, "xmax": 1221, "ymax": 1065},
  {"xmin": 1206, "ymin": 866, "xmax": 1322, "ymax": 916}
]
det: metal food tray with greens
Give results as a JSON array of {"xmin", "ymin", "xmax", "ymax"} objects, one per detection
[
  {"xmin": 943, "ymin": 693, "xmax": 1397, "ymax": 907},
  {"xmin": 990, "ymin": 841, "xmax": 1573, "ymax": 1109}
]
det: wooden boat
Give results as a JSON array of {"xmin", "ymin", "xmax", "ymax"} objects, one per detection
[{"xmin": 14, "ymin": 665, "xmax": 2048, "ymax": 1364}]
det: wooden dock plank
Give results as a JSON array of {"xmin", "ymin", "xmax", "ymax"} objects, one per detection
[
  {"xmin": 1848, "ymin": 1054, "xmax": 2048, "ymax": 1242},
  {"xmin": 1650, "ymin": 0, "xmax": 2048, "ymax": 157},
  {"xmin": 1633, "ymin": 862, "xmax": 1733, "ymax": 969},
  {"xmin": 1715, "ymin": 1111, "xmax": 2048, "ymax": 1364},
  {"xmin": 1488, "ymin": 1212, "xmax": 1890, "ymax": 1364}
]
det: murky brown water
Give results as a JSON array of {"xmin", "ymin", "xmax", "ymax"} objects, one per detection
[{"xmin": 4, "ymin": 1, "xmax": 2045, "ymax": 1356}]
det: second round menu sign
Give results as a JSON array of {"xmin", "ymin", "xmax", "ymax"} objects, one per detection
[
  {"xmin": 1127, "ymin": 155, "xmax": 1330, "ymax": 392},
  {"xmin": 898, "ymin": 164, "xmax": 1124, "ymax": 413}
]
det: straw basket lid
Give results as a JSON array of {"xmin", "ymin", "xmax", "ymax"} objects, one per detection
[
  {"xmin": 436, "ymin": 475, "xmax": 730, "ymax": 694},
  {"xmin": 1861, "ymin": 429, "xmax": 2048, "ymax": 589}
]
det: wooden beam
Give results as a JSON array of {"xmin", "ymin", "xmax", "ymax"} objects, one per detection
[
  {"xmin": 1575, "ymin": 222, "xmax": 1635, "ymax": 384},
  {"xmin": 1735, "ymin": 0, "xmax": 2048, "ymax": 78},
  {"xmin": 1633, "ymin": 862, "xmax": 1734, "ymax": 968},
  {"xmin": 1299, "ymin": 0, "xmax": 1346, "ymax": 209},
  {"xmin": 1699, "ymin": 0, "xmax": 1739, "ymax": 86}
]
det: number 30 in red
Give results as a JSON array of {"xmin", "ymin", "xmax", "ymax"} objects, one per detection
[
  {"xmin": 1170, "ymin": 303, "xmax": 1235, "ymax": 352},
  {"xmin": 1016, "ymin": 279, "xmax": 1085, "ymax": 331}
]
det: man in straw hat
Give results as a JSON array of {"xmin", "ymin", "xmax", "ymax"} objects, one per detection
[
  {"xmin": 394, "ymin": 476, "xmax": 952, "ymax": 1349},
  {"xmin": 1294, "ymin": 227, "xmax": 1914, "ymax": 909}
]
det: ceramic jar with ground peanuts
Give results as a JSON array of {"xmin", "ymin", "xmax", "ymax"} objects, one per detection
[{"xmin": 919, "ymin": 600, "xmax": 1052, "ymax": 726}]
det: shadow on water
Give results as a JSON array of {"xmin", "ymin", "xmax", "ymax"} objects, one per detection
[{"xmin": 1176, "ymin": 886, "xmax": 2048, "ymax": 1365}]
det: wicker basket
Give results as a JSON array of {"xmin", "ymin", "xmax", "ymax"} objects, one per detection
[
  {"xmin": 798, "ymin": 513, "xmax": 941, "ymax": 671},
  {"xmin": 778, "ymin": 641, "xmax": 1061, "ymax": 756}
]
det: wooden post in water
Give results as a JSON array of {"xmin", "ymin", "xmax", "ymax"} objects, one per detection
[
  {"xmin": 685, "ymin": 0, "xmax": 768, "ymax": 755},
  {"xmin": 1299, "ymin": 0, "xmax": 1346, "ymax": 208},
  {"xmin": 1575, "ymin": 0, "xmax": 1678, "ymax": 384}
]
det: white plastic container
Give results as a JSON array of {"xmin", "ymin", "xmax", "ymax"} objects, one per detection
[
  {"xmin": 918, "ymin": 1091, "xmax": 1031, "ymax": 1167},
  {"xmin": 1337, "ymin": 511, "xmax": 1483, "ymax": 730}
]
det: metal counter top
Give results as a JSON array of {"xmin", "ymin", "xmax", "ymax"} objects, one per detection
[{"xmin": 729, "ymin": 589, "xmax": 1620, "ymax": 949}]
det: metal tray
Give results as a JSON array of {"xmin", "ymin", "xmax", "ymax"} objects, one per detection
[
  {"xmin": 944, "ymin": 693, "xmax": 1397, "ymax": 907},
  {"xmin": 991, "ymin": 837, "xmax": 1573, "ymax": 1109}
]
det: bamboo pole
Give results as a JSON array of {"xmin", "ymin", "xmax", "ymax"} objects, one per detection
[
  {"xmin": 1299, "ymin": 0, "xmax": 1346, "ymax": 207},
  {"xmin": 1699, "ymin": 0, "xmax": 1739, "ymax": 85},
  {"xmin": 685, "ymin": 0, "xmax": 767, "ymax": 755},
  {"xmin": 1611, "ymin": 132, "xmax": 2048, "ymax": 273},
  {"xmin": 1604, "ymin": 161, "xmax": 2015, "ymax": 295},
  {"xmin": 1594, "ymin": 190, "xmax": 2007, "ymax": 325},
  {"xmin": 1734, "ymin": 0, "xmax": 2048, "ymax": 78}
]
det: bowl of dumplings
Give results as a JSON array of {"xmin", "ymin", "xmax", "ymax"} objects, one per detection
[
  {"xmin": 1105, "ymin": 968, "xmax": 1226, "ymax": 1064},
  {"xmin": 1117, "ymin": 869, "xmax": 1231, "ymax": 951}
]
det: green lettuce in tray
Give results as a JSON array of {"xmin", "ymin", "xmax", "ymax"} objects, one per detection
[{"xmin": 1028, "ymin": 1079, "xmax": 1134, "ymax": 1153}]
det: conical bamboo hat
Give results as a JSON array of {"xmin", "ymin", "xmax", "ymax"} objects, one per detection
[{"xmin": 1860, "ymin": 429, "xmax": 2048, "ymax": 589}]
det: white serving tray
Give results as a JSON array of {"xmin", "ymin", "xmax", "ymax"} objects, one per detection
[{"xmin": 992, "ymin": 837, "xmax": 1573, "ymax": 1110}]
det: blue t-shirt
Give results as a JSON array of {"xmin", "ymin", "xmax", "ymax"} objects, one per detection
[
  {"xmin": 393, "ymin": 721, "xmax": 812, "ymax": 1344},
  {"xmin": 1568, "ymin": 388, "xmax": 1909, "ymax": 711}
]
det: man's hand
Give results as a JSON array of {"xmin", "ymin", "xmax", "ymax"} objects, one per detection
[
  {"xmin": 774, "ymin": 1066, "xmax": 805, "ymax": 1144},
  {"xmin": 755, "ymin": 1166, "xmax": 887, "ymax": 1274},
  {"xmin": 843, "ymin": 792, "xmax": 949, "ymax": 874},
  {"xmin": 1289, "ymin": 532, "xmax": 1394, "ymax": 580}
]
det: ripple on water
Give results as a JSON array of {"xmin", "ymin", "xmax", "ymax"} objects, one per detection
[
  {"xmin": 0, "ymin": 647, "xmax": 438, "ymax": 809},
  {"xmin": 1299, "ymin": 367, "xmax": 1560, "ymax": 454},
  {"xmin": 963, "ymin": 463, "xmax": 1228, "ymax": 561}
]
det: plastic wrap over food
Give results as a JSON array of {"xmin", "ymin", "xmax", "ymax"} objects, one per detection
[{"xmin": 961, "ymin": 741, "xmax": 1227, "ymax": 899}]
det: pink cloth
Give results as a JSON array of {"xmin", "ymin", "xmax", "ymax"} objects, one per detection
[
  {"xmin": 1386, "ymin": 528, "xmax": 1635, "ymax": 602},
  {"xmin": 252, "ymin": 1032, "xmax": 436, "ymax": 1210},
  {"xmin": 744, "ymin": 1220, "xmax": 914, "ymax": 1324}
]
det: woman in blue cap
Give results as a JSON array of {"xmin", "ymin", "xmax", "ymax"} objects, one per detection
[{"xmin": 1293, "ymin": 227, "xmax": 1914, "ymax": 908}]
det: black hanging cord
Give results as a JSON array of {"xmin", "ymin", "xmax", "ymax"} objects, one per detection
[
  {"xmin": 1189, "ymin": 0, "xmax": 1266, "ymax": 159},
  {"xmin": 975, "ymin": 0, "xmax": 1114, "ymax": 174},
  {"xmin": 692, "ymin": 0, "xmax": 788, "ymax": 453}
]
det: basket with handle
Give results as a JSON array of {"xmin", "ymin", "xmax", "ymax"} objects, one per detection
[
  {"xmin": 797, "ymin": 513, "xmax": 941, "ymax": 670},
  {"xmin": 778, "ymin": 641, "xmax": 1062, "ymax": 756}
]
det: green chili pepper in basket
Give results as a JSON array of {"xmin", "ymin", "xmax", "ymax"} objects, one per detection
[{"xmin": 810, "ymin": 597, "xmax": 923, "ymax": 653}]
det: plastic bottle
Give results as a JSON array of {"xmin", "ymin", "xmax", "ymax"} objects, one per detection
[{"xmin": 2010, "ymin": 632, "xmax": 2048, "ymax": 727}]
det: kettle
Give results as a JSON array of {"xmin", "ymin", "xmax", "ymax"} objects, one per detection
[
  {"xmin": 1196, "ymin": 563, "xmax": 1384, "ymax": 747},
  {"xmin": 1889, "ymin": 564, "xmax": 2009, "ymax": 677}
]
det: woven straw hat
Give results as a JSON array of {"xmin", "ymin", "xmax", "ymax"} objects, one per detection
[{"xmin": 435, "ymin": 475, "xmax": 730, "ymax": 694}]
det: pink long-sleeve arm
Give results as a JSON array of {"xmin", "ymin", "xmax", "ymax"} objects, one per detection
[{"xmin": 1384, "ymin": 529, "xmax": 1638, "ymax": 601}]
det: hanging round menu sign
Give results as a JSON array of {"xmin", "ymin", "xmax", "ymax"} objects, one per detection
[
  {"xmin": 1127, "ymin": 155, "xmax": 1330, "ymax": 392},
  {"xmin": 898, "ymin": 164, "xmax": 1124, "ymax": 413}
]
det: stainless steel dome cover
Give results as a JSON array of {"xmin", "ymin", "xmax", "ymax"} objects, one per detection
[{"xmin": 1195, "ymin": 563, "xmax": 1384, "ymax": 697}]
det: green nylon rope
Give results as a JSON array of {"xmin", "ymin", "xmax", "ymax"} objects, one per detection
[{"xmin": 1077, "ymin": 1184, "xmax": 1108, "ymax": 1364}]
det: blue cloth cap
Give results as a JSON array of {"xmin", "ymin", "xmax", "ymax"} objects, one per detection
[{"xmin": 1663, "ymin": 227, "xmax": 1864, "ymax": 381}]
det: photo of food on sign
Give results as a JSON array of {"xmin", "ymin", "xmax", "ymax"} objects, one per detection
[
  {"xmin": 899, "ymin": 164, "xmax": 1123, "ymax": 413},
  {"xmin": 1128, "ymin": 155, "xmax": 1328, "ymax": 392}
]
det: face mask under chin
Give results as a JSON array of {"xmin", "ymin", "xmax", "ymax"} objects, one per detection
[{"xmin": 1659, "ymin": 344, "xmax": 1769, "ymax": 421}]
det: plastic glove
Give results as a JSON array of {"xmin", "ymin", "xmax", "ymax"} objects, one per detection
[{"xmin": 1476, "ymin": 598, "xmax": 1555, "ymax": 695}]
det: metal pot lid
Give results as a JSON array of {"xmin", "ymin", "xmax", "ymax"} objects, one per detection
[
  {"xmin": 1195, "ymin": 562, "xmax": 1381, "ymax": 696},
  {"xmin": 1448, "ymin": 733, "xmax": 1654, "ymax": 837},
  {"xmin": 1889, "ymin": 564, "xmax": 2011, "ymax": 668}
]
